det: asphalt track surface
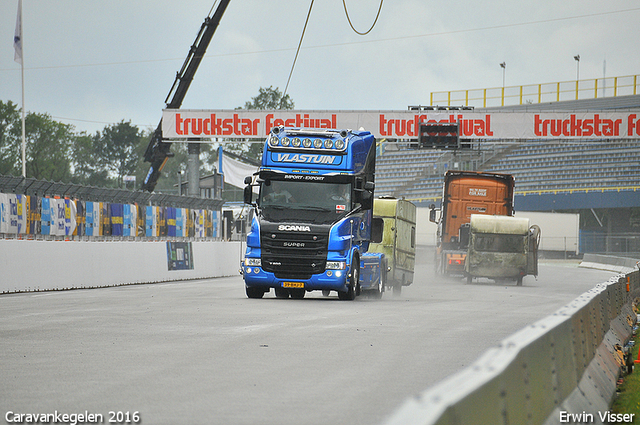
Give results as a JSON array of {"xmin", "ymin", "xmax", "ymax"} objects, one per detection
[{"xmin": 0, "ymin": 247, "xmax": 616, "ymax": 425}]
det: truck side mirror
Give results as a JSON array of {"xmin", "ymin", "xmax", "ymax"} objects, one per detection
[
  {"xmin": 243, "ymin": 185, "xmax": 253, "ymax": 205},
  {"xmin": 361, "ymin": 181, "xmax": 375, "ymax": 210},
  {"xmin": 429, "ymin": 205, "xmax": 437, "ymax": 223},
  {"xmin": 371, "ymin": 217, "xmax": 384, "ymax": 243}
]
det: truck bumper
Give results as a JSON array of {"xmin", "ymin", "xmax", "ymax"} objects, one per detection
[{"xmin": 242, "ymin": 266, "xmax": 350, "ymax": 292}]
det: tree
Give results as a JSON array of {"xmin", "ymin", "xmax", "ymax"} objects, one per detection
[
  {"xmin": 25, "ymin": 112, "xmax": 74, "ymax": 182},
  {"xmin": 242, "ymin": 86, "xmax": 294, "ymax": 110},
  {"xmin": 71, "ymin": 132, "xmax": 114, "ymax": 187},
  {"xmin": 213, "ymin": 86, "xmax": 295, "ymax": 164},
  {"xmin": 94, "ymin": 121, "xmax": 145, "ymax": 188},
  {"xmin": 0, "ymin": 100, "xmax": 22, "ymax": 176}
]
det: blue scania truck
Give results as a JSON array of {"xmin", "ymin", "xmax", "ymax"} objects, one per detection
[{"xmin": 241, "ymin": 126, "xmax": 386, "ymax": 300}]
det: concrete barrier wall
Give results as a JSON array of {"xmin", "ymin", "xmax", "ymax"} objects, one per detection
[
  {"xmin": 581, "ymin": 253, "xmax": 640, "ymax": 274},
  {"xmin": 384, "ymin": 263, "xmax": 640, "ymax": 425},
  {"xmin": 0, "ymin": 239, "xmax": 242, "ymax": 293}
]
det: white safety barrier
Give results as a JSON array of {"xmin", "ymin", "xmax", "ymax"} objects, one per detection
[
  {"xmin": 0, "ymin": 239, "xmax": 242, "ymax": 293},
  {"xmin": 384, "ymin": 263, "xmax": 639, "ymax": 425}
]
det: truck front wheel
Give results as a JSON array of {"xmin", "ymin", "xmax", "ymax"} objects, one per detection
[
  {"xmin": 339, "ymin": 259, "xmax": 359, "ymax": 301},
  {"xmin": 275, "ymin": 287, "xmax": 290, "ymax": 299},
  {"xmin": 246, "ymin": 286, "xmax": 265, "ymax": 299}
]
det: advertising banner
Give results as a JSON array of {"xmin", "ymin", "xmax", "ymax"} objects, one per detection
[
  {"xmin": 166, "ymin": 241, "xmax": 194, "ymax": 270},
  {"xmin": 64, "ymin": 198, "xmax": 77, "ymax": 236},
  {"xmin": 0, "ymin": 193, "xmax": 8, "ymax": 233},
  {"xmin": 110, "ymin": 203, "xmax": 124, "ymax": 236},
  {"xmin": 146, "ymin": 206, "xmax": 157, "ymax": 237},
  {"xmin": 194, "ymin": 209, "xmax": 205, "ymax": 237},
  {"xmin": 40, "ymin": 197, "xmax": 52, "ymax": 235},
  {"xmin": 101, "ymin": 202, "xmax": 111, "ymax": 236},
  {"xmin": 27, "ymin": 195, "xmax": 41, "ymax": 235},
  {"xmin": 85, "ymin": 201, "xmax": 94, "ymax": 236},
  {"xmin": 15, "ymin": 195, "xmax": 27, "ymax": 234},
  {"xmin": 211, "ymin": 210, "xmax": 218, "ymax": 238},
  {"xmin": 162, "ymin": 109, "xmax": 640, "ymax": 140},
  {"xmin": 74, "ymin": 200, "xmax": 85, "ymax": 236},
  {"xmin": 6, "ymin": 194, "xmax": 19, "ymax": 234},
  {"xmin": 176, "ymin": 208, "xmax": 185, "ymax": 238},
  {"xmin": 122, "ymin": 204, "xmax": 136, "ymax": 237},
  {"xmin": 166, "ymin": 207, "xmax": 176, "ymax": 237}
]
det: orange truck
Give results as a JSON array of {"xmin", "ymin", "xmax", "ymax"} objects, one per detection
[{"xmin": 429, "ymin": 170, "xmax": 515, "ymax": 276}]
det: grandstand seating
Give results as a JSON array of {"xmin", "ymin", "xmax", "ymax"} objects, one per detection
[{"xmin": 375, "ymin": 139, "xmax": 640, "ymax": 203}]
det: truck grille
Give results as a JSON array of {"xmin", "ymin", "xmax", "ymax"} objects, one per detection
[{"xmin": 261, "ymin": 230, "xmax": 328, "ymax": 279}]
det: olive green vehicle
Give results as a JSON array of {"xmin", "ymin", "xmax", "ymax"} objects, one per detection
[
  {"xmin": 369, "ymin": 197, "xmax": 417, "ymax": 295},
  {"xmin": 465, "ymin": 214, "xmax": 540, "ymax": 286}
]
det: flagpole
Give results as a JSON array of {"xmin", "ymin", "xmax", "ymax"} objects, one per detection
[
  {"xmin": 14, "ymin": 0, "xmax": 26, "ymax": 178},
  {"xmin": 21, "ymin": 46, "xmax": 26, "ymax": 178}
]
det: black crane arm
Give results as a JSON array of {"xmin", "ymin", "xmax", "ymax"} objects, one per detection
[{"xmin": 141, "ymin": 0, "xmax": 231, "ymax": 192}]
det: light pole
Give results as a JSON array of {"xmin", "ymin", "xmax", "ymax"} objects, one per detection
[
  {"xmin": 574, "ymin": 55, "xmax": 580, "ymax": 99},
  {"xmin": 500, "ymin": 62, "xmax": 506, "ymax": 106}
]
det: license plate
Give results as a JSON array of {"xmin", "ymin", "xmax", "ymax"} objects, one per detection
[{"xmin": 283, "ymin": 281, "xmax": 304, "ymax": 288}]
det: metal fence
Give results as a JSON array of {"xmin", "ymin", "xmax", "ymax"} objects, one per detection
[
  {"xmin": 0, "ymin": 174, "xmax": 224, "ymax": 210},
  {"xmin": 431, "ymin": 74, "xmax": 639, "ymax": 108}
]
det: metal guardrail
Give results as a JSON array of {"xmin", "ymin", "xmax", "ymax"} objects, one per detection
[
  {"xmin": 384, "ymin": 259, "xmax": 639, "ymax": 425},
  {"xmin": 0, "ymin": 174, "xmax": 224, "ymax": 210}
]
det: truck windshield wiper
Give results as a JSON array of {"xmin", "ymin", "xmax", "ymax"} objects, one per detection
[{"xmin": 296, "ymin": 205, "xmax": 333, "ymax": 212}]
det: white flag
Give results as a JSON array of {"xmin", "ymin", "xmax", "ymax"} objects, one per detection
[{"xmin": 14, "ymin": 0, "xmax": 22, "ymax": 64}]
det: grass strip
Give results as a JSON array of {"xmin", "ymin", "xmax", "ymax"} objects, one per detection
[{"xmin": 611, "ymin": 321, "xmax": 640, "ymax": 423}]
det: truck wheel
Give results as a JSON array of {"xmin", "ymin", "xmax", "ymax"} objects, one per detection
[
  {"xmin": 392, "ymin": 274, "xmax": 403, "ymax": 296},
  {"xmin": 246, "ymin": 286, "xmax": 265, "ymax": 299},
  {"xmin": 371, "ymin": 269, "xmax": 384, "ymax": 299},
  {"xmin": 275, "ymin": 287, "xmax": 290, "ymax": 299},
  {"xmin": 290, "ymin": 288, "xmax": 305, "ymax": 299},
  {"xmin": 339, "ymin": 260, "xmax": 358, "ymax": 301}
]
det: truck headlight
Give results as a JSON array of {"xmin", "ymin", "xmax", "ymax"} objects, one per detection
[
  {"xmin": 326, "ymin": 261, "xmax": 346, "ymax": 270},
  {"xmin": 244, "ymin": 258, "xmax": 262, "ymax": 267}
]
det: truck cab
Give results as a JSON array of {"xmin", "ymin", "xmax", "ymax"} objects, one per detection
[
  {"xmin": 430, "ymin": 170, "xmax": 515, "ymax": 276},
  {"xmin": 242, "ymin": 127, "xmax": 385, "ymax": 300}
]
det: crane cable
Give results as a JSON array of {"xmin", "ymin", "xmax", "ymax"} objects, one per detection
[
  {"xmin": 283, "ymin": 0, "xmax": 315, "ymax": 100},
  {"xmin": 284, "ymin": 0, "xmax": 384, "ymax": 99},
  {"xmin": 342, "ymin": 0, "xmax": 384, "ymax": 35}
]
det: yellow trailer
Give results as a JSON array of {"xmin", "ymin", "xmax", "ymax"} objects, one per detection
[{"xmin": 370, "ymin": 197, "xmax": 416, "ymax": 295}]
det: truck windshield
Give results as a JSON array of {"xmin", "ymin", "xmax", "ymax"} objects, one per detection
[
  {"xmin": 473, "ymin": 234, "xmax": 525, "ymax": 253},
  {"xmin": 258, "ymin": 180, "xmax": 352, "ymax": 224}
]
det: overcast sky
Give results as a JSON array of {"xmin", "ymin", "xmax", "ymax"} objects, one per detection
[{"xmin": 1, "ymin": 0, "xmax": 638, "ymax": 135}]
